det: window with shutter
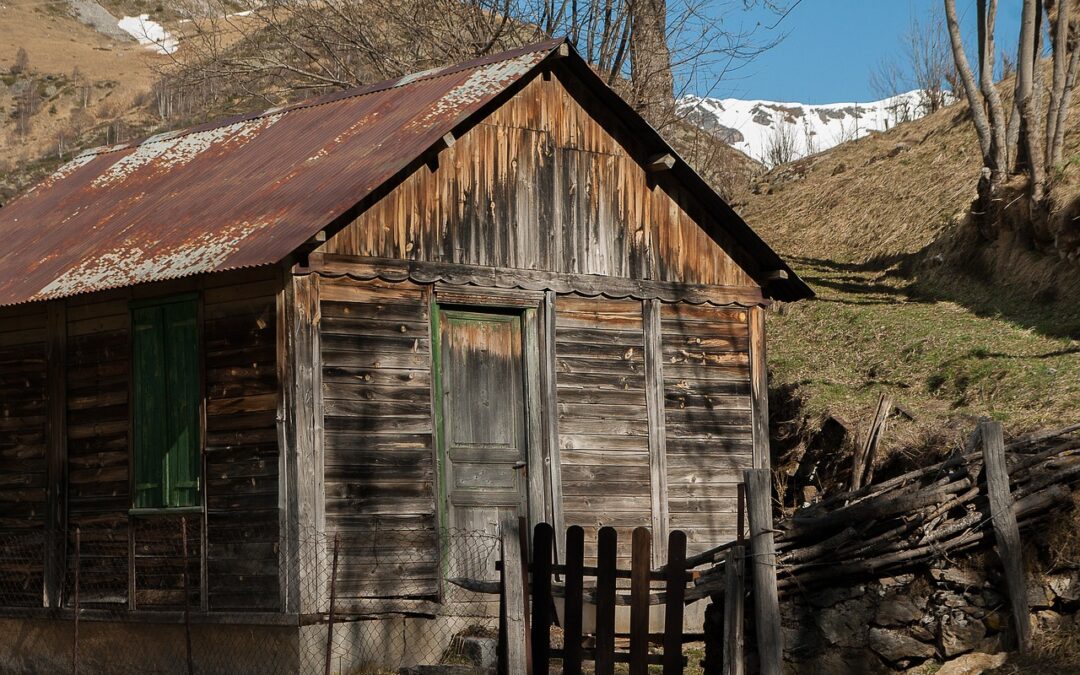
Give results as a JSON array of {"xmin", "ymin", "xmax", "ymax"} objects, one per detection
[{"xmin": 132, "ymin": 295, "xmax": 201, "ymax": 509}]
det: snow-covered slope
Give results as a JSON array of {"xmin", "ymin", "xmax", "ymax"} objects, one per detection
[{"xmin": 679, "ymin": 90, "xmax": 942, "ymax": 166}]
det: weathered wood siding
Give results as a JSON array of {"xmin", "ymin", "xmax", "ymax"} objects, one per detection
[
  {"xmin": 203, "ymin": 271, "xmax": 281, "ymax": 610},
  {"xmin": 321, "ymin": 75, "xmax": 757, "ymax": 290},
  {"xmin": 661, "ymin": 304, "xmax": 753, "ymax": 554},
  {"xmin": 319, "ymin": 277, "xmax": 438, "ymax": 601},
  {"xmin": 66, "ymin": 290, "xmax": 131, "ymax": 605},
  {"xmin": 0, "ymin": 304, "xmax": 48, "ymax": 605},
  {"xmin": 0, "ymin": 270, "xmax": 284, "ymax": 611},
  {"xmin": 555, "ymin": 296, "xmax": 651, "ymax": 565}
]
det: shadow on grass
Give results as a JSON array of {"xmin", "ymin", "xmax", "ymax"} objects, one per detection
[{"xmin": 782, "ymin": 246, "xmax": 1080, "ymax": 341}]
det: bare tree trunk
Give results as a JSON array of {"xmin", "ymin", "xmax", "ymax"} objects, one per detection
[
  {"xmin": 1016, "ymin": 0, "xmax": 1047, "ymax": 204},
  {"xmin": 1045, "ymin": 0, "xmax": 1078, "ymax": 171},
  {"xmin": 978, "ymin": 0, "xmax": 1009, "ymax": 181},
  {"xmin": 628, "ymin": 0, "xmax": 675, "ymax": 118},
  {"xmin": 945, "ymin": 0, "xmax": 994, "ymax": 160}
]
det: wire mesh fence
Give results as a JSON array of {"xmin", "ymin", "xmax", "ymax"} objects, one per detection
[{"xmin": 0, "ymin": 518, "xmax": 503, "ymax": 674}]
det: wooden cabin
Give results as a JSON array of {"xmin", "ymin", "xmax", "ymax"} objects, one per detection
[{"xmin": 0, "ymin": 39, "xmax": 810, "ymax": 672}]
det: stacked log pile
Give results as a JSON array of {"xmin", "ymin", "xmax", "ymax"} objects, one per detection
[{"xmin": 692, "ymin": 423, "xmax": 1080, "ymax": 600}]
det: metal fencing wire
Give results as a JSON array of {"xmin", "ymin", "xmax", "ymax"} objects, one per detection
[{"xmin": 0, "ymin": 520, "xmax": 503, "ymax": 674}]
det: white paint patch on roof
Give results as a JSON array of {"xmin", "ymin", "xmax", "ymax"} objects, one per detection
[
  {"xmin": 422, "ymin": 53, "xmax": 543, "ymax": 124},
  {"xmin": 118, "ymin": 15, "xmax": 179, "ymax": 54},
  {"xmin": 34, "ymin": 219, "xmax": 274, "ymax": 302}
]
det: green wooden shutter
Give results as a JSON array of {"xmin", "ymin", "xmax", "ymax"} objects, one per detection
[
  {"xmin": 133, "ymin": 306, "xmax": 168, "ymax": 508},
  {"xmin": 163, "ymin": 301, "xmax": 200, "ymax": 507},
  {"xmin": 132, "ymin": 297, "xmax": 201, "ymax": 509}
]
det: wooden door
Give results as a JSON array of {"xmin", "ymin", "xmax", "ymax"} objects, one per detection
[{"xmin": 438, "ymin": 309, "xmax": 530, "ymax": 536}]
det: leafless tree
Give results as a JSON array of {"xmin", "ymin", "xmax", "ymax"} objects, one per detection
[
  {"xmin": 763, "ymin": 119, "xmax": 798, "ymax": 167},
  {"xmin": 944, "ymin": 0, "xmax": 1079, "ymax": 225},
  {"xmin": 869, "ymin": 7, "xmax": 955, "ymax": 119},
  {"xmin": 159, "ymin": 0, "xmax": 793, "ymax": 127}
]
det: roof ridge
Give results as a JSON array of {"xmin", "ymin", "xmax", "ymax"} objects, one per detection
[{"xmin": 75, "ymin": 38, "xmax": 565, "ymax": 161}]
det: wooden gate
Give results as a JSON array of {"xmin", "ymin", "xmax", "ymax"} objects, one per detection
[{"xmin": 500, "ymin": 521, "xmax": 691, "ymax": 675}]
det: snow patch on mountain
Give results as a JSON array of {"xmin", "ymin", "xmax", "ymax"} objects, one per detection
[
  {"xmin": 679, "ymin": 90, "xmax": 945, "ymax": 166},
  {"xmin": 118, "ymin": 14, "xmax": 178, "ymax": 54}
]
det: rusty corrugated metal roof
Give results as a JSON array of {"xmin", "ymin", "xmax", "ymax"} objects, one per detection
[
  {"xmin": 0, "ymin": 38, "xmax": 812, "ymax": 305},
  {"xmin": 0, "ymin": 40, "xmax": 561, "ymax": 306}
]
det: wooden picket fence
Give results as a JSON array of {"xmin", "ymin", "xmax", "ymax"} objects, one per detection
[{"xmin": 499, "ymin": 520, "xmax": 691, "ymax": 675}]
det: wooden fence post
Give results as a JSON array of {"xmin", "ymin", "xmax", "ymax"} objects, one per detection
[
  {"xmin": 744, "ymin": 469, "xmax": 783, "ymax": 675},
  {"xmin": 532, "ymin": 523, "xmax": 554, "ymax": 673},
  {"xmin": 563, "ymin": 526, "xmax": 585, "ymax": 674},
  {"xmin": 982, "ymin": 420, "xmax": 1032, "ymax": 653},
  {"xmin": 594, "ymin": 527, "xmax": 617, "ymax": 675},
  {"xmin": 723, "ymin": 545, "xmax": 745, "ymax": 675},
  {"xmin": 500, "ymin": 516, "xmax": 528, "ymax": 674},
  {"xmin": 662, "ymin": 530, "xmax": 687, "ymax": 675},
  {"xmin": 629, "ymin": 527, "xmax": 651, "ymax": 675},
  {"xmin": 852, "ymin": 393, "xmax": 892, "ymax": 490}
]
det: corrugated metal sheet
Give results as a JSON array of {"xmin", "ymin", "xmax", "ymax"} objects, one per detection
[{"xmin": 0, "ymin": 41, "xmax": 560, "ymax": 306}]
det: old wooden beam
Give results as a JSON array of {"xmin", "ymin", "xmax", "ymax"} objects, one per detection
[
  {"xmin": 663, "ymin": 530, "xmax": 688, "ymax": 675},
  {"xmin": 289, "ymin": 273, "xmax": 324, "ymax": 613},
  {"xmin": 982, "ymin": 419, "xmax": 1032, "ymax": 653},
  {"xmin": 500, "ymin": 515, "xmax": 528, "ymax": 674},
  {"xmin": 643, "ymin": 299, "xmax": 670, "ymax": 564},
  {"xmin": 748, "ymin": 308, "xmax": 771, "ymax": 471},
  {"xmin": 745, "ymin": 469, "xmax": 783, "ymax": 675},
  {"xmin": 723, "ymin": 545, "xmax": 746, "ymax": 675},
  {"xmin": 44, "ymin": 300, "xmax": 67, "ymax": 609},
  {"xmin": 646, "ymin": 153, "xmax": 677, "ymax": 172},
  {"xmin": 852, "ymin": 393, "xmax": 892, "ymax": 490},
  {"xmin": 540, "ymin": 291, "xmax": 565, "ymax": 561},
  {"xmin": 629, "ymin": 527, "xmax": 651, "ymax": 675}
]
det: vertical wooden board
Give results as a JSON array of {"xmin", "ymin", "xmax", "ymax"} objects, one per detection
[
  {"xmin": 662, "ymin": 530, "xmax": 687, "ymax": 675},
  {"xmin": 45, "ymin": 301, "xmax": 67, "ymax": 608},
  {"xmin": 163, "ymin": 300, "xmax": 200, "ymax": 508},
  {"xmin": 500, "ymin": 515, "xmax": 528, "ymax": 675},
  {"xmin": 628, "ymin": 527, "xmax": 651, "ymax": 675},
  {"xmin": 531, "ymin": 523, "xmax": 554, "ymax": 672},
  {"xmin": 132, "ymin": 305, "xmax": 167, "ymax": 509},
  {"xmin": 562, "ymin": 525, "xmax": 584, "ymax": 674},
  {"xmin": 290, "ymin": 273, "xmax": 323, "ymax": 613},
  {"xmin": 744, "ymin": 469, "xmax": 782, "ymax": 675},
  {"xmin": 594, "ymin": 526, "xmax": 617, "ymax": 675},
  {"xmin": 748, "ymin": 307, "xmax": 770, "ymax": 472},
  {"xmin": 643, "ymin": 299, "xmax": 669, "ymax": 565},
  {"xmin": 723, "ymin": 545, "xmax": 746, "ymax": 675},
  {"xmin": 524, "ymin": 309, "xmax": 547, "ymax": 535},
  {"xmin": 982, "ymin": 420, "xmax": 1031, "ymax": 652},
  {"xmin": 541, "ymin": 292, "xmax": 565, "ymax": 561}
]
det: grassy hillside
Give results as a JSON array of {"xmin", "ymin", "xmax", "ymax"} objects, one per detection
[{"xmin": 739, "ymin": 98, "xmax": 1080, "ymax": 470}]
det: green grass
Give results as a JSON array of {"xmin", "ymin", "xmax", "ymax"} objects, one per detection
[{"xmin": 767, "ymin": 257, "xmax": 1080, "ymax": 456}]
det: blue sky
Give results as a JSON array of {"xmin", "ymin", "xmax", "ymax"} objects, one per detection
[{"xmin": 693, "ymin": 0, "xmax": 1023, "ymax": 103}]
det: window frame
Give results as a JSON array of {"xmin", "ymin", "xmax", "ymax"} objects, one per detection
[{"xmin": 129, "ymin": 292, "xmax": 205, "ymax": 512}]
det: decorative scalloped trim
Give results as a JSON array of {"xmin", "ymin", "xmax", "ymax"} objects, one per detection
[{"xmin": 308, "ymin": 268, "xmax": 764, "ymax": 307}]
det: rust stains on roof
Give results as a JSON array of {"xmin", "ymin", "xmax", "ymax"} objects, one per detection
[{"xmin": 0, "ymin": 40, "xmax": 560, "ymax": 306}]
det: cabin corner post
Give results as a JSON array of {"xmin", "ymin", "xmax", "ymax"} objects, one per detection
[
  {"xmin": 280, "ymin": 272, "xmax": 325, "ymax": 614},
  {"xmin": 749, "ymin": 306, "xmax": 770, "ymax": 473},
  {"xmin": 643, "ymin": 298, "xmax": 670, "ymax": 565},
  {"xmin": 540, "ymin": 291, "xmax": 564, "ymax": 561},
  {"xmin": 44, "ymin": 300, "xmax": 67, "ymax": 608}
]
